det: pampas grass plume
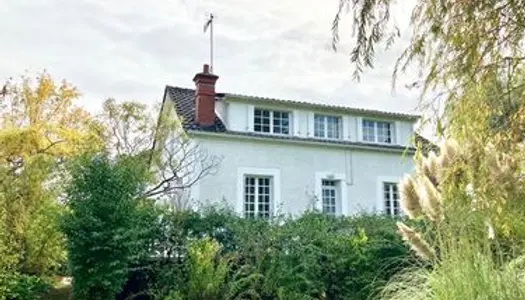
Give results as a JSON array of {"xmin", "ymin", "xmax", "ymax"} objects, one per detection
[
  {"xmin": 397, "ymin": 222, "xmax": 436, "ymax": 261},
  {"xmin": 399, "ymin": 175, "xmax": 423, "ymax": 219}
]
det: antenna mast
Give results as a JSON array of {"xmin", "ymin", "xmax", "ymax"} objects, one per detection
[{"xmin": 203, "ymin": 13, "xmax": 215, "ymax": 73}]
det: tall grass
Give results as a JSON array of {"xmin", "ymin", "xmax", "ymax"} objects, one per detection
[
  {"xmin": 381, "ymin": 137, "xmax": 525, "ymax": 300},
  {"xmin": 381, "ymin": 236, "xmax": 525, "ymax": 300}
]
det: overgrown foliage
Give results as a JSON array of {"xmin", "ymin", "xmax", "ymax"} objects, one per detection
[
  {"xmin": 61, "ymin": 154, "xmax": 154, "ymax": 300},
  {"xmin": 142, "ymin": 209, "xmax": 414, "ymax": 300},
  {"xmin": 382, "ymin": 128, "xmax": 525, "ymax": 299},
  {"xmin": 0, "ymin": 272, "xmax": 51, "ymax": 300}
]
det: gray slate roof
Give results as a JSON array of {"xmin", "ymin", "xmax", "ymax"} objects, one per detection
[{"xmin": 164, "ymin": 85, "xmax": 420, "ymax": 151}]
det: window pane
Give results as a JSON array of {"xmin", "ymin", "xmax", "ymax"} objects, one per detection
[
  {"xmin": 362, "ymin": 120, "xmax": 376, "ymax": 142},
  {"xmin": 244, "ymin": 176, "xmax": 272, "ymax": 220},
  {"xmin": 315, "ymin": 115, "xmax": 341, "ymax": 139},
  {"xmin": 383, "ymin": 182, "xmax": 400, "ymax": 216},
  {"xmin": 322, "ymin": 180, "xmax": 338, "ymax": 216},
  {"xmin": 244, "ymin": 177, "xmax": 256, "ymax": 218},
  {"xmin": 273, "ymin": 111, "xmax": 290, "ymax": 134},
  {"xmin": 377, "ymin": 121, "xmax": 392, "ymax": 143},
  {"xmin": 326, "ymin": 116, "xmax": 340, "ymax": 139},
  {"xmin": 254, "ymin": 109, "xmax": 271, "ymax": 133},
  {"xmin": 314, "ymin": 115, "xmax": 325, "ymax": 138}
]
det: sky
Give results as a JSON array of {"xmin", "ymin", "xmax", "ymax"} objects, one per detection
[{"xmin": 0, "ymin": 0, "xmax": 422, "ymax": 118}]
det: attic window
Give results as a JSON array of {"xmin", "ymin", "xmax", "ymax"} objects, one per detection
[
  {"xmin": 362, "ymin": 119, "xmax": 393, "ymax": 144},
  {"xmin": 314, "ymin": 114, "xmax": 342, "ymax": 139},
  {"xmin": 254, "ymin": 108, "xmax": 290, "ymax": 135}
]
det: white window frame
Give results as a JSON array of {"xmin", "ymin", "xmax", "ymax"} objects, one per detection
[
  {"xmin": 237, "ymin": 167, "xmax": 281, "ymax": 217},
  {"xmin": 314, "ymin": 114, "xmax": 342, "ymax": 139},
  {"xmin": 315, "ymin": 172, "xmax": 347, "ymax": 215},
  {"xmin": 376, "ymin": 176, "xmax": 402, "ymax": 216},
  {"xmin": 243, "ymin": 176, "xmax": 272, "ymax": 219},
  {"xmin": 321, "ymin": 180, "xmax": 339, "ymax": 216},
  {"xmin": 383, "ymin": 182, "xmax": 400, "ymax": 216},
  {"xmin": 253, "ymin": 108, "xmax": 292, "ymax": 135},
  {"xmin": 360, "ymin": 118, "xmax": 395, "ymax": 144}
]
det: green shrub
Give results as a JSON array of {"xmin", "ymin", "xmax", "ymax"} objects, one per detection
[
  {"xmin": 61, "ymin": 155, "xmax": 151, "ymax": 300},
  {"xmin": 153, "ymin": 209, "xmax": 413, "ymax": 300},
  {"xmin": 0, "ymin": 272, "xmax": 51, "ymax": 300},
  {"xmin": 186, "ymin": 237, "xmax": 229, "ymax": 299}
]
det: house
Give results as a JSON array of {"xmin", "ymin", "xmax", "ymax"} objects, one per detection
[{"xmin": 160, "ymin": 64, "xmax": 420, "ymax": 218}]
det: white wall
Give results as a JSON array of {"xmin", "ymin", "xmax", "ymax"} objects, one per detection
[
  {"xmin": 190, "ymin": 134, "xmax": 415, "ymax": 216},
  {"xmin": 215, "ymin": 100, "xmax": 228, "ymax": 124},
  {"xmin": 220, "ymin": 100, "xmax": 416, "ymax": 147}
]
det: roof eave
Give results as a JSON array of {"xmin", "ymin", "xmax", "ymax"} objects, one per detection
[{"xmin": 222, "ymin": 94, "xmax": 420, "ymax": 121}]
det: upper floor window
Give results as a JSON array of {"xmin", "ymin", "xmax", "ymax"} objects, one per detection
[
  {"xmin": 383, "ymin": 182, "xmax": 400, "ymax": 216},
  {"xmin": 362, "ymin": 119, "xmax": 393, "ymax": 143},
  {"xmin": 314, "ymin": 115, "xmax": 342, "ymax": 139},
  {"xmin": 254, "ymin": 108, "xmax": 290, "ymax": 134}
]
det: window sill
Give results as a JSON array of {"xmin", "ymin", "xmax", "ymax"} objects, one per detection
[
  {"xmin": 313, "ymin": 136, "xmax": 344, "ymax": 141},
  {"xmin": 362, "ymin": 140, "xmax": 396, "ymax": 146},
  {"xmin": 252, "ymin": 131, "xmax": 292, "ymax": 137}
]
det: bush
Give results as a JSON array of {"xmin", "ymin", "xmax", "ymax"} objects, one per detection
[
  {"xmin": 0, "ymin": 272, "xmax": 51, "ymax": 300},
  {"xmin": 186, "ymin": 237, "xmax": 229, "ymax": 299},
  {"xmin": 148, "ymin": 209, "xmax": 413, "ymax": 300},
  {"xmin": 61, "ymin": 155, "xmax": 152, "ymax": 300}
]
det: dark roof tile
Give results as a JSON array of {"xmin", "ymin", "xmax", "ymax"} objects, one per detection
[{"xmin": 165, "ymin": 86, "xmax": 226, "ymax": 132}]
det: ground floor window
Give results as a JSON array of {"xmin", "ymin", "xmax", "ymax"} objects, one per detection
[
  {"xmin": 244, "ymin": 176, "xmax": 272, "ymax": 219},
  {"xmin": 383, "ymin": 182, "xmax": 400, "ymax": 216},
  {"xmin": 322, "ymin": 179, "xmax": 339, "ymax": 216}
]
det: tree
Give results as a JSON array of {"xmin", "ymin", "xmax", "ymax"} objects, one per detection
[
  {"xmin": 332, "ymin": 0, "xmax": 525, "ymax": 105},
  {"xmin": 99, "ymin": 98, "xmax": 221, "ymax": 208},
  {"xmin": 333, "ymin": 4, "xmax": 525, "ymax": 298},
  {"xmin": 1, "ymin": 72, "xmax": 104, "ymax": 168},
  {"xmin": 61, "ymin": 154, "xmax": 152, "ymax": 300},
  {"xmin": 0, "ymin": 72, "xmax": 104, "ymax": 275}
]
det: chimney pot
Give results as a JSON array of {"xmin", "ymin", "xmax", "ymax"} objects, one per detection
[{"xmin": 203, "ymin": 64, "xmax": 210, "ymax": 74}]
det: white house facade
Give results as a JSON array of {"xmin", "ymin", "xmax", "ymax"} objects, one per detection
[{"xmin": 161, "ymin": 64, "xmax": 421, "ymax": 218}]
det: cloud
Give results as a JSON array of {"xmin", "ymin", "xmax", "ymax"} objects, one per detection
[{"xmin": 0, "ymin": 0, "xmax": 422, "ymax": 118}]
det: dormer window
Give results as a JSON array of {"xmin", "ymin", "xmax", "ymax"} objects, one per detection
[
  {"xmin": 254, "ymin": 108, "xmax": 290, "ymax": 134},
  {"xmin": 362, "ymin": 119, "xmax": 393, "ymax": 144},
  {"xmin": 314, "ymin": 114, "xmax": 342, "ymax": 139}
]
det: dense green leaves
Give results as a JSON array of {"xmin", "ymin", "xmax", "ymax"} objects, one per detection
[
  {"xmin": 61, "ymin": 154, "xmax": 151, "ymax": 300},
  {"xmin": 0, "ymin": 272, "xmax": 51, "ymax": 300},
  {"xmin": 147, "ymin": 210, "xmax": 414, "ymax": 300}
]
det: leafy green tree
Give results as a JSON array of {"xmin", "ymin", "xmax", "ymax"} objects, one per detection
[
  {"xmin": 0, "ymin": 72, "xmax": 103, "ymax": 275},
  {"xmin": 61, "ymin": 154, "xmax": 151, "ymax": 300}
]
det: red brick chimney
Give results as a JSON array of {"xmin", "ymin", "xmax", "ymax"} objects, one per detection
[{"xmin": 193, "ymin": 64, "xmax": 219, "ymax": 126}]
